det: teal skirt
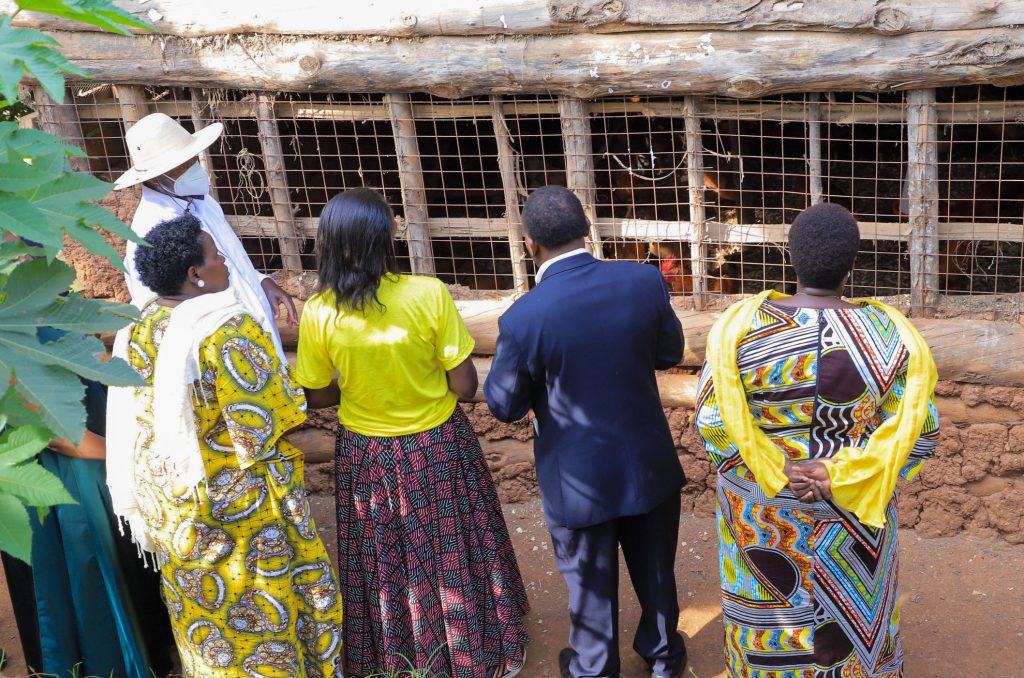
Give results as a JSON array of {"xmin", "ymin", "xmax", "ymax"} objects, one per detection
[{"xmin": 20, "ymin": 449, "xmax": 172, "ymax": 677}]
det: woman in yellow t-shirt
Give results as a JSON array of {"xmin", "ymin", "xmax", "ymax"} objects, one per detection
[{"xmin": 295, "ymin": 188, "xmax": 529, "ymax": 678}]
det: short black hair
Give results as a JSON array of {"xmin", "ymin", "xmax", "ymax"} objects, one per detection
[
  {"xmin": 521, "ymin": 185, "xmax": 589, "ymax": 250},
  {"xmin": 134, "ymin": 213, "xmax": 205, "ymax": 296},
  {"xmin": 788, "ymin": 203, "xmax": 861, "ymax": 289}
]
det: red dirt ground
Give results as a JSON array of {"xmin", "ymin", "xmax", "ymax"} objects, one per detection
[{"xmin": 1, "ymin": 497, "xmax": 1021, "ymax": 677}]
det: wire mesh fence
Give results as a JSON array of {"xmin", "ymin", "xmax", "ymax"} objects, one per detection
[{"xmin": 25, "ymin": 82, "xmax": 1024, "ymax": 315}]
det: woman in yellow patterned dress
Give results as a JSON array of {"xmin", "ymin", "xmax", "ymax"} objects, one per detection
[{"xmin": 106, "ymin": 213, "xmax": 343, "ymax": 677}]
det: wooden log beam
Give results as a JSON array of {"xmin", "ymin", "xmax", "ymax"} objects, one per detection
[
  {"xmin": 254, "ymin": 94, "xmax": 305, "ymax": 273},
  {"xmin": 490, "ymin": 96, "xmax": 531, "ymax": 295},
  {"xmin": 907, "ymin": 89, "xmax": 940, "ymax": 317},
  {"xmin": 32, "ymin": 86, "xmax": 91, "ymax": 172},
  {"xmin": 386, "ymin": 93, "xmax": 436, "ymax": 276},
  {"xmin": 287, "ymin": 296, "xmax": 1024, "ymax": 386},
  {"xmin": 559, "ymin": 96, "xmax": 603, "ymax": 257},
  {"xmin": 8, "ymin": 1, "xmax": 1024, "ymax": 37},
  {"xmin": 41, "ymin": 29, "xmax": 1024, "ymax": 98}
]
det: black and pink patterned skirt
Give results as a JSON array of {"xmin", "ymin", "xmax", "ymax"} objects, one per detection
[{"xmin": 335, "ymin": 406, "xmax": 530, "ymax": 678}]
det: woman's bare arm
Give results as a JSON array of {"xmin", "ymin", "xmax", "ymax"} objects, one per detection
[
  {"xmin": 446, "ymin": 356, "xmax": 479, "ymax": 401},
  {"xmin": 304, "ymin": 379, "xmax": 341, "ymax": 409},
  {"xmin": 49, "ymin": 430, "xmax": 106, "ymax": 460}
]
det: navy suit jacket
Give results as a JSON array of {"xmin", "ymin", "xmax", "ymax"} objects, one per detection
[{"xmin": 484, "ymin": 252, "xmax": 686, "ymax": 529}]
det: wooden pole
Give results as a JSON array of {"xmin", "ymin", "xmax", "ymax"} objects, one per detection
[
  {"xmin": 490, "ymin": 96, "xmax": 530, "ymax": 296},
  {"xmin": 32, "ymin": 86, "xmax": 90, "ymax": 172},
  {"xmin": 17, "ymin": 84, "xmax": 37, "ymax": 130},
  {"xmin": 385, "ymin": 93, "xmax": 435, "ymax": 276},
  {"xmin": 254, "ymin": 93, "xmax": 304, "ymax": 273},
  {"xmin": 558, "ymin": 96, "xmax": 603, "ymax": 258},
  {"xmin": 682, "ymin": 96, "xmax": 708, "ymax": 310},
  {"xmin": 807, "ymin": 93, "xmax": 824, "ymax": 205},
  {"xmin": 114, "ymin": 84, "xmax": 149, "ymax": 130},
  {"xmin": 189, "ymin": 88, "xmax": 222, "ymax": 202},
  {"xmin": 907, "ymin": 88, "xmax": 940, "ymax": 317}
]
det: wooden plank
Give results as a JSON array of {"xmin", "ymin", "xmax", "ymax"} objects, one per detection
[
  {"xmin": 9, "ymin": 1, "xmax": 1024, "ymax": 36},
  {"xmin": 683, "ymin": 96, "xmax": 708, "ymax": 309},
  {"xmin": 386, "ymin": 93, "xmax": 436, "ymax": 276},
  {"xmin": 907, "ymin": 89, "xmax": 940, "ymax": 317},
  {"xmin": 68, "ymin": 94, "xmax": 1024, "ymax": 126},
  {"xmin": 113, "ymin": 84, "xmax": 149, "ymax": 130},
  {"xmin": 558, "ymin": 96, "xmax": 603, "ymax": 257},
  {"xmin": 32, "ymin": 86, "xmax": 90, "ymax": 172},
  {"xmin": 42, "ymin": 29, "xmax": 1024, "ymax": 98},
  {"xmin": 490, "ymin": 96, "xmax": 531, "ymax": 295},
  {"xmin": 226, "ymin": 215, "xmax": 1024, "ymax": 244},
  {"xmin": 254, "ymin": 93, "xmax": 304, "ymax": 273}
]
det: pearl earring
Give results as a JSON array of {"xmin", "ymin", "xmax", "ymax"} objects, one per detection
[{"xmin": 196, "ymin": 279, "xmax": 206, "ymax": 288}]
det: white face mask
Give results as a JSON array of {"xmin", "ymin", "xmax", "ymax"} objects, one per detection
[{"xmin": 170, "ymin": 162, "xmax": 210, "ymax": 197}]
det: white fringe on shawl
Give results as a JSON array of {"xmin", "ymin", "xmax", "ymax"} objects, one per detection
[{"xmin": 106, "ymin": 289, "xmax": 248, "ymax": 556}]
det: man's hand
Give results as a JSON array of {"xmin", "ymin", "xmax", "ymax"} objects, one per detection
[{"xmin": 262, "ymin": 278, "xmax": 298, "ymax": 326}]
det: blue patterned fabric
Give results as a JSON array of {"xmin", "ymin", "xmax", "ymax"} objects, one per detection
[{"xmin": 696, "ymin": 300, "xmax": 940, "ymax": 677}]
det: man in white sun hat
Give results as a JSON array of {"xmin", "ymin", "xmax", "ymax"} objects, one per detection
[{"xmin": 114, "ymin": 112, "xmax": 296, "ymax": 357}]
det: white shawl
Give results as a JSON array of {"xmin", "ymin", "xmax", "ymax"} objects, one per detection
[
  {"xmin": 106, "ymin": 289, "xmax": 248, "ymax": 553},
  {"xmin": 123, "ymin": 187, "xmax": 285, "ymax": 360}
]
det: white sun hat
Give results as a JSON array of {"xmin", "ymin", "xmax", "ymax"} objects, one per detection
[{"xmin": 113, "ymin": 112, "xmax": 223, "ymax": 190}]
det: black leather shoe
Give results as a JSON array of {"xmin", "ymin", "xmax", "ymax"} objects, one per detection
[
  {"xmin": 651, "ymin": 657, "xmax": 687, "ymax": 678},
  {"xmin": 559, "ymin": 647, "xmax": 574, "ymax": 678}
]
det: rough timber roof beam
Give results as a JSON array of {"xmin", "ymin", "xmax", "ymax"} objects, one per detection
[
  {"xmin": 35, "ymin": 28, "xmax": 1024, "ymax": 98},
  {"xmin": 6, "ymin": 1, "xmax": 1024, "ymax": 37}
]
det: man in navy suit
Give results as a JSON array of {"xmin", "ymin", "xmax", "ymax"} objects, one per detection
[{"xmin": 485, "ymin": 186, "xmax": 687, "ymax": 678}]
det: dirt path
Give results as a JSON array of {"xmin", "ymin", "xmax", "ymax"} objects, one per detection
[{"xmin": 2, "ymin": 497, "xmax": 1022, "ymax": 677}]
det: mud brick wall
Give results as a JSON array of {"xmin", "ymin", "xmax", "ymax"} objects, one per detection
[
  {"xmin": 296, "ymin": 394, "xmax": 1024, "ymax": 545},
  {"xmin": 461, "ymin": 392, "xmax": 1024, "ymax": 544}
]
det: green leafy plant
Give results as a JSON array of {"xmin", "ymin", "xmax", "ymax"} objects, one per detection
[
  {"xmin": 364, "ymin": 645, "xmax": 451, "ymax": 678},
  {"xmin": 0, "ymin": 0, "xmax": 151, "ymax": 564}
]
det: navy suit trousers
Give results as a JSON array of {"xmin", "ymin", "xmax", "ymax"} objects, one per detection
[{"xmin": 548, "ymin": 493, "xmax": 687, "ymax": 677}]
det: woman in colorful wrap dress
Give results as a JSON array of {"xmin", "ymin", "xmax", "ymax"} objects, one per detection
[
  {"xmin": 295, "ymin": 188, "xmax": 529, "ymax": 678},
  {"xmin": 695, "ymin": 203, "xmax": 940, "ymax": 678},
  {"xmin": 106, "ymin": 213, "xmax": 344, "ymax": 677}
]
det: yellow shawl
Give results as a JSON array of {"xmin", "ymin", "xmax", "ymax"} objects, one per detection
[{"xmin": 705, "ymin": 290, "xmax": 938, "ymax": 528}]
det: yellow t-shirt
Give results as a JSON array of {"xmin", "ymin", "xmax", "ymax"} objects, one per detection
[{"xmin": 294, "ymin": 274, "xmax": 475, "ymax": 437}]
